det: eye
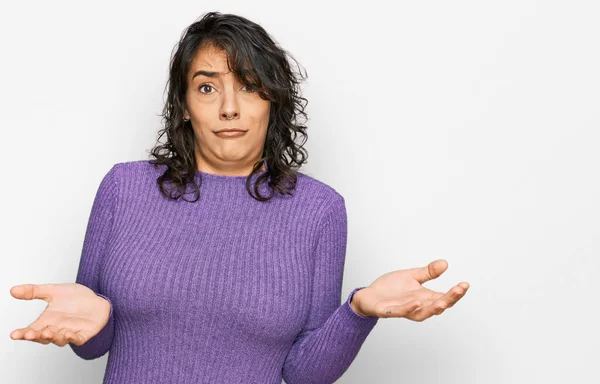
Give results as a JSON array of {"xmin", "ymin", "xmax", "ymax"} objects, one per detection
[
  {"xmin": 242, "ymin": 84, "xmax": 257, "ymax": 93},
  {"xmin": 198, "ymin": 84, "xmax": 215, "ymax": 95}
]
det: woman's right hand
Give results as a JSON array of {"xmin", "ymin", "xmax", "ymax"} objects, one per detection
[{"xmin": 9, "ymin": 283, "xmax": 111, "ymax": 347}]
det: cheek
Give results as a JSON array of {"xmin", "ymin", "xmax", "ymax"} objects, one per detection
[
  {"xmin": 251, "ymin": 103, "xmax": 271, "ymax": 129},
  {"xmin": 189, "ymin": 108, "xmax": 217, "ymax": 131},
  {"xmin": 189, "ymin": 119, "xmax": 216, "ymax": 143}
]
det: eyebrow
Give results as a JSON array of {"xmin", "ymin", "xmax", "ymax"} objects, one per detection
[{"xmin": 191, "ymin": 70, "xmax": 226, "ymax": 80}]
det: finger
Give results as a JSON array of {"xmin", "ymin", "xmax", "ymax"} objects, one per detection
[
  {"xmin": 10, "ymin": 284, "xmax": 54, "ymax": 302},
  {"xmin": 10, "ymin": 323, "xmax": 47, "ymax": 341},
  {"xmin": 412, "ymin": 260, "xmax": 448, "ymax": 285},
  {"xmin": 422, "ymin": 283, "xmax": 470, "ymax": 308},
  {"xmin": 410, "ymin": 285, "xmax": 469, "ymax": 321},
  {"xmin": 64, "ymin": 330, "xmax": 84, "ymax": 346},
  {"xmin": 43, "ymin": 325, "xmax": 64, "ymax": 346},
  {"xmin": 10, "ymin": 327, "xmax": 35, "ymax": 340},
  {"xmin": 66, "ymin": 330, "xmax": 88, "ymax": 347},
  {"xmin": 408, "ymin": 302, "xmax": 445, "ymax": 321},
  {"xmin": 458, "ymin": 282, "xmax": 470, "ymax": 290},
  {"xmin": 436, "ymin": 284, "xmax": 469, "ymax": 309},
  {"xmin": 10, "ymin": 328, "xmax": 27, "ymax": 340},
  {"xmin": 379, "ymin": 299, "xmax": 423, "ymax": 319},
  {"xmin": 39, "ymin": 327, "xmax": 55, "ymax": 345},
  {"xmin": 53, "ymin": 327, "xmax": 70, "ymax": 347},
  {"xmin": 23, "ymin": 328, "xmax": 43, "ymax": 342}
]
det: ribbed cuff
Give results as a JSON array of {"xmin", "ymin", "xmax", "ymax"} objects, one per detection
[
  {"xmin": 68, "ymin": 292, "xmax": 114, "ymax": 359},
  {"xmin": 341, "ymin": 287, "xmax": 378, "ymax": 329}
]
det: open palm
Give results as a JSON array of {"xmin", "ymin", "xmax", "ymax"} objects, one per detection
[
  {"xmin": 9, "ymin": 283, "xmax": 111, "ymax": 347},
  {"xmin": 353, "ymin": 259, "xmax": 470, "ymax": 321}
]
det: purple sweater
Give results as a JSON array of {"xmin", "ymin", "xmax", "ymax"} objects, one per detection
[{"xmin": 69, "ymin": 159, "xmax": 378, "ymax": 383}]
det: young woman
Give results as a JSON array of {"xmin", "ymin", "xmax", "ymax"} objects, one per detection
[{"xmin": 10, "ymin": 11, "xmax": 469, "ymax": 383}]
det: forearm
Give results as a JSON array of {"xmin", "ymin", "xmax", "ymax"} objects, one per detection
[{"xmin": 282, "ymin": 288, "xmax": 378, "ymax": 384}]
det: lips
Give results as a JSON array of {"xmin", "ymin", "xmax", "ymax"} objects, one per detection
[
  {"xmin": 215, "ymin": 129, "xmax": 247, "ymax": 133},
  {"xmin": 214, "ymin": 130, "xmax": 247, "ymax": 138}
]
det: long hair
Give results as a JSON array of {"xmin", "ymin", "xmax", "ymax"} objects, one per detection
[{"xmin": 148, "ymin": 11, "xmax": 309, "ymax": 202}]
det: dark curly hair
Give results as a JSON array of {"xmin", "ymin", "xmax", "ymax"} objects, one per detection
[{"xmin": 148, "ymin": 11, "xmax": 309, "ymax": 202}]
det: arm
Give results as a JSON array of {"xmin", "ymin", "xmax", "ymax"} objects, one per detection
[
  {"xmin": 282, "ymin": 194, "xmax": 378, "ymax": 384},
  {"xmin": 68, "ymin": 164, "xmax": 119, "ymax": 360}
]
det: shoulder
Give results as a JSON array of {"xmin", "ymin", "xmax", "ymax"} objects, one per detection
[
  {"xmin": 297, "ymin": 172, "xmax": 348, "ymax": 252},
  {"xmin": 295, "ymin": 170, "xmax": 346, "ymax": 218},
  {"xmin": 103, "ymin": 159, "xmax": 166, "ymax": 186},
  {"xmin": 296, "ymin": 171, "xmax": 344, "ymax": 200},
  {"xmin": 99, "ymin": 159, "xmax": 164, "ymax": 198},
  {"xmin": 110, "ymin": 159, "xmax": 164, "ymax": 177}
]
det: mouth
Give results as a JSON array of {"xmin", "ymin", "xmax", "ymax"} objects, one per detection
[
  {"xmin": 214, "ymin": 130, "xmax": 247, "ymax": 138},
  {"xmin": 214, "ymin": 129, "xmax": 247, "ymax": 133}
]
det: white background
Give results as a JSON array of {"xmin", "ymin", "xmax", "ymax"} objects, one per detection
[{"xmin": 1, "ymin": 0, "xmax": 598, "ymax": 383}]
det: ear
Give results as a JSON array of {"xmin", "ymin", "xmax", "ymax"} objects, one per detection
[{"xmin": 183, "ymin": 107, "xmax": 190, "ymax": 121}]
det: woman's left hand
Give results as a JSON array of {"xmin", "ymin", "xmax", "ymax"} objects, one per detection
[{"xmin": 350, "ymin": 259, "xmax": 469, "ymax": 320}]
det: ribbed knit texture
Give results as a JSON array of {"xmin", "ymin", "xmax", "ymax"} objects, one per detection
[{"xmin": 68, "ymin": 159, "xmax": 378, "ymax": 384}]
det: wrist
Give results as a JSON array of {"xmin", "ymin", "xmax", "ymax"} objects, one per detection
[{"xmin": 349, "ymin": 287, "xmax": 369, "ymax": 317}]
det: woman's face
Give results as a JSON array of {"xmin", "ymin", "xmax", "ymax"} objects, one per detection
[{"xmin": 183, "ymin": 44, "xmax": 271, "ymax": 175}]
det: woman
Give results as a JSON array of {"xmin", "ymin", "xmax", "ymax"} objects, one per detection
[{"xmin": 9, "ymin": 12, "xmax": 469, "ymax": 383}]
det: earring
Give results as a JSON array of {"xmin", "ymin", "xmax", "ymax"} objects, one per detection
[{"xmin": 183, "ymin": 117, "xmax": 189, "ymax": 122}]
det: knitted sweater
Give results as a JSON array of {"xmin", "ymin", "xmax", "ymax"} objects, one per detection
[{"xmin": 69, "ymin": 159, "xmax": 378, "ymax": 383}]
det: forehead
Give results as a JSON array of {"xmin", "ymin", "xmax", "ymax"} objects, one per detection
[
  {"xmin": 189, "ymin": 45, "xmax": 261, "ymax": 86},
  {"xmin": 192, "ymin": 45, "xmax": 228, "ymax": 67},
  {"xmin": 190, "ymin": 45, "xmax": 232, "ymax": 78}
]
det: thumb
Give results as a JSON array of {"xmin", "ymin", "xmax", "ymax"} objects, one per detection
[
  {"xmin": 10, "ymin": 284, "xmax": 54, "ymax": 302},
  {"xmin": 413, "ymin": 259, "xmax": 448, "ymax": 284}
]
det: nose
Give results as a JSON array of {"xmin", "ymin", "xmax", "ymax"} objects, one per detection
[
  {"xmin": 220, "ymin": 88, "xmax": 240, "ymax": 121},
  {"xmin": 221, "ymin": 111, "xmax": 238, "ymax": 120}
]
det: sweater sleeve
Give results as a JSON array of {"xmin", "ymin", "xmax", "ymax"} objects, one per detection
[
  {"xmin": 68, "ymin": 164, "xmax": 119, "ymax": 360},
  {"xmin": 282, "ymin": 194, "xmax": 378, "ymax": 384}
]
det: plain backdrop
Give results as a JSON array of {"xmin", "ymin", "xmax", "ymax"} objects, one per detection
[{"xmin": 1, "ymin": 1, "xmax": 598, "ymax": 383}]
